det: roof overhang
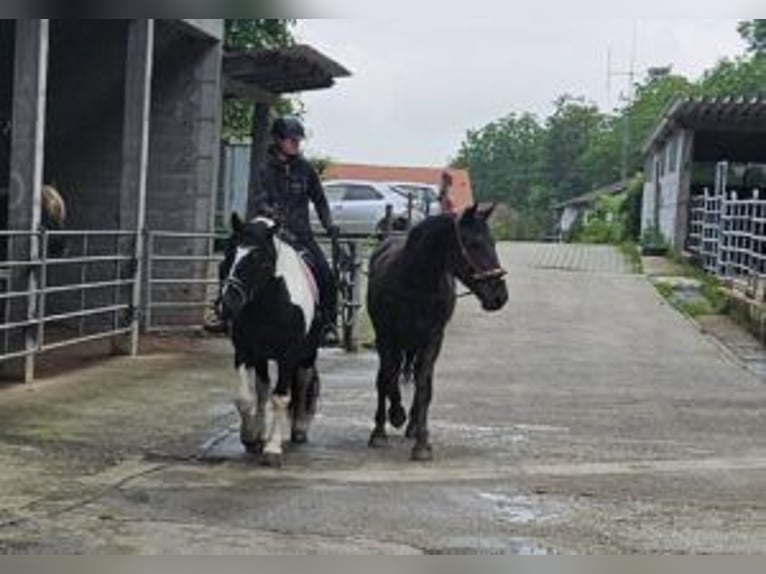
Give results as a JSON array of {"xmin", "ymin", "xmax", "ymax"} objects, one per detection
[
  {"xmin": 223, "ymin": 44, "xmax": 351, "ymax": 104},
  {"xmin": 643, "ymin": 97, "xmax": 766, "ymax": 156}
]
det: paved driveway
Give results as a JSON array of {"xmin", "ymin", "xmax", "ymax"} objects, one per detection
[{"xmin": 0, "ymin": 243, "xmax": 765, "ymax": 553}]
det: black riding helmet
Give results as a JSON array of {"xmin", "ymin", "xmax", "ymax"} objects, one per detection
[{"xmin": 271, "ymin": 116, "xmax": 306, "ymax": 141}]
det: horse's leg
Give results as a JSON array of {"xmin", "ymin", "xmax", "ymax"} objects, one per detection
[
  {"xmin": 369, "ymin": 346, "xmax": 401, "ymax": 448},
  {"xmin": 262, "ymin": 360, "xmax": 294, "ymax": 467},
  {"xmin": 405, "ymin": 400, "xmax": 417, "ymax": 439},
  {"xmin": 252, "ymin": 360, "xmax": 270, "ymax": 452},
  {"xmin": 388, "ymin": 360, "xmax": 407, "ymax": 430},
  {"xmin": 410, "ymin": 335, "xmax": 444, "ymax": 462},
  {"xmin": 235, "ymin": 364, "xmax": 259, "ymax": 454},
  {"xmin": 290, "ymin": 364, "xmax": 314, "ymax": 445}
]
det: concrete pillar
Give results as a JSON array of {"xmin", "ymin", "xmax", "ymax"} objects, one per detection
[
  {"xmin": 2, "ymin": 19, "xmax": 48, "ymax": 382},
  {"xmin": 675, "ymin": 130, "xmax": 695, "ymax": 249},
  {"xmin": 116, "ymin": 19, "xmax": 154, "ymax": 356},
  {"xmin": 246, "ymin": 102, "xmax": 271, "ymax": 219}
]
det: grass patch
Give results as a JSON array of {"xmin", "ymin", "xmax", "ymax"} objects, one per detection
[
  {"xmin": 619, "ymin": 241, "xmax": 643, "ymax": 274},
  {"xmin": 652, "ymin": 251, "xmax": 728, "ymax": 318}
]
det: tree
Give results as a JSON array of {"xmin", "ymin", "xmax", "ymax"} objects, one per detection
[
  {"xmin": 222, "ymin": 19, "xmax": 298, "ymax": 141},
  {"xmin": 453, "ymin": 112, "xmax": 545, "ymax": 208},
  {"xmin": 453, "ymin": 20, "xmax": 762, "ymax": 242},
  {"xmin": 621, "ymin": 67, "xmax": 696, "ymax": 172},
  {"xmin": 737, "ymin": 19, "xmax": 766, "ymax": 55},
  {"xmin": 542, "ymin": 95, "xmax": 608, "ymax": 201},
  {"xmin": 699, "ymin": 56, "xmax": 766, "ymax": 99}
]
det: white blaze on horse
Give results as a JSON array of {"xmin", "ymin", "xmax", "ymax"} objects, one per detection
[{"xmin": 219, "ymin": 214, "xmax": 322, "ymax": 468}]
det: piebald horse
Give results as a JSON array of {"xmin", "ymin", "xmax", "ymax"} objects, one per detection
[{"xmin": 219, "ymin": 214, "xmax": 322, "ymax": 467}]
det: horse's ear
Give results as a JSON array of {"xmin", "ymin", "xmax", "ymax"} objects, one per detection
[
  {"xmin": 461, "ymin": 203, "xmax": 479, "ymax": 223},
  {"xmin": 478, "ymin": 202, "xmax": 497, "ymax": 220},
  {"xmin": 230, "ymin": 212, "xmax": 243, "ymax": 235}
]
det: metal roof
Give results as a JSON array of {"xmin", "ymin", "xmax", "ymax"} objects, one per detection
[
  {"xmin": 643, "ymin": 97, "xmax": 766, "ymax": 154},
  {"xmin": 223, "ymin": 44, "xmax": 351, "ymax": 103},
  {"xmin": 554, "ymin": 181, "xmax": 626, "ymax": 209}
]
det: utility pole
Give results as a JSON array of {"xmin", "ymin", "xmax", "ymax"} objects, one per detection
[{"xmin": 607, "ymin": 22, "xmax": 638, "ymax": 185}]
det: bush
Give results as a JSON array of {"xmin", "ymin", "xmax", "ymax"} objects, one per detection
[{"xmin": 575, "ymin": 194, "xmax": 627, "ymax": 244}]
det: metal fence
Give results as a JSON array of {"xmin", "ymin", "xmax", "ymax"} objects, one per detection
[
  {"xmin": 145, "ymin": 230, "xmax": 223, "ymax": 333},
  {"xmin": 1, "ymin": 229, "xmax": 138, "ymax": 381},
  {"xmin": 144, "ymin": 229, "xmax": 378, "ymax": 352},
  {"xmin": 687, "ymin": 166, "xmax": 765, "ymax": 282},
  {"xmin": 1, "ymin": 223, "xmax": 400, "ymax": 381}
]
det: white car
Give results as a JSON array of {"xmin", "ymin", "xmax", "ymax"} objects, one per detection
[
  {"xmin": 387, "ymin": 182, "xmax": 443, "ymax": 216},
  {"xmin": 311, "ymin": 180, "xmax": 426, "ymax": 236}
]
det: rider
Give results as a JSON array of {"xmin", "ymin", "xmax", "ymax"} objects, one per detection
[{"xmin": 252, "ymin": 115, "xmax": 340, "ymax": 347}]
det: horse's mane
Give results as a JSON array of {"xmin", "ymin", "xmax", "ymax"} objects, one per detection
[
  {"xmin": 403, "ymin": 214, "xmax": 455, "ymax": 269},
  {"xmin": 42, "ymin": 185, "xmax": 67, "ymax": 225}
]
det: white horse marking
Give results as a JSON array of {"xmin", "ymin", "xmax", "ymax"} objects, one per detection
[
  {"xmin": 252, "ymin": 216, "xmax": 277, "ymax": 228},
  {"xmin": 264, "ymin": 394, "xmax": 291, "ymax": 456},
  {"xmin": 229, "ymin": 247, "xmax": 252, "ymax": 279},
  {"xmin": 235, "ymin": 365, "xmax": 255, "ymax": 414},
  {"xmin": 274, "ymin": 238, "xmax": 317, "ymax": 334}
]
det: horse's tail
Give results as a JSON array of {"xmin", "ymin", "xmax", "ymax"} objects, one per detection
[{"xmin": 42, "ymin": 185, "xmax": 67, "ymax": 225}]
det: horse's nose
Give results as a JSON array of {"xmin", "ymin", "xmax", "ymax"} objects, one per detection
[
  {"xmin": 221, "ymin": 283, "xmax": 246, "ymax": 316},
  {"xmin": 483, "ymin": 280, "xmax": 508, "ymax": 311}
]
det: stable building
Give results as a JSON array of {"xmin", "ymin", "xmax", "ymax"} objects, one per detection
[
  {"xmin": 1, "ymin": 19, "xmax": 224, "ymax": 381},
  {"xmin": 641, "ymin": 98, "xmax": 766, "ymax": 250}
]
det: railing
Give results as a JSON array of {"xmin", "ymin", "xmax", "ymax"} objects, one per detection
[
  {"xmin": 687, "ymin": 185, "xmax": 766, "ymax": 282},
  {"xmin": 1, "ymin": 229, "xmax": 138, "ymax": 380},
  {"xmin": 1, "ymin": 224, "xmax": 407, "ymax": 381},
  {"xmin": 145, "ymin": 230, "xmax": 223, "ymax": 333}
]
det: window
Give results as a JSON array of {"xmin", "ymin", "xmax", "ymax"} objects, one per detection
[
  {"xmin": 667, "ymin": 136, "xmax": 680, "ymax": 174},
  {"xmin": 324, "ymin": 185, "xmax": 345, "ymax": 202},
  {"xmin": 343, "ymin": 185, "xmax": 382, "ymax": 201}
]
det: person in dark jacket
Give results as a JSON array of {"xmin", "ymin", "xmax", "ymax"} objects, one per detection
[{"xmin": 251, "ymin": 116, "xmax": 340, "ymax": 346}]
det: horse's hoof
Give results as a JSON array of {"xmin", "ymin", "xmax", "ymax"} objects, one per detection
[
  {"xmin": 291, "ymin": 430, "xmax": 308, "ymax": 445},
  {"xmin": 368, "ymin": 431, "xmax": 389, "ymax": 449},
  {"xmin": 241, "ymin": 439, "xmax": 264, "ymax": 455},
  {"xmin": 389, "ymin": 405, "xmax": 407, "ymax": 429},
  {"xmin": 261, "ymin": 452, "xmax": 284, "ymax": 468},
  {"xmin": 405, "ymin": 422, "xmax": 416, "ymax": 439},
  {"xmin": 411, "ymin": 444, "xmax": 433, "ymax": 462}
]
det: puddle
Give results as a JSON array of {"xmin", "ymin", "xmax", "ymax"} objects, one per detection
[
  {"xmin": 433, "ymin": 536, "xmax": 550, "ymax": 555},
  {"xmin": 479, "ymin": 493, "xmax": 539, "ymax": 524},
  {"xmin": 475, "ymin": 491, "xmax": 566, "ymax": 526},
  {"xmin": 746, "ymin": 359, "xmax": 766, "ymax": 377}
]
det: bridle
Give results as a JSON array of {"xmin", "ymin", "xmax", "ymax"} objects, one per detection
[
  {"xmin": 453, "ymin": 216, "xmax": 507, "ymax": 282},
  {"xmin": 223, "ymin": 275, "xmax": 249, "ymax": 303}
]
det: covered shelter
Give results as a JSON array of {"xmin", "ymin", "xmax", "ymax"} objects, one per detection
[
  {"xmin": 641, "ymin": 97, "xmax": 766, "ymax": 249},
  {"xmin": 1, "ymin": 19, "xmax": 224, "ymax": 381},
  {"xmin": 218, "ymin": 44, "xmax": 351, "ymax": 224}
]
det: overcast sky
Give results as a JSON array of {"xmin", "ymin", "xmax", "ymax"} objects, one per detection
[{"xmin": 294, "ymin": 17, "xmax": 752, "ymax": 166}]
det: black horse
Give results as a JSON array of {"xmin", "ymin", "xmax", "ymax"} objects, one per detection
[
  {"xmin": 220, "ymin": 214, "xmax": 322, "ymax": 467},
  {"xmin": 367, "ymin": 204, "xmax": 509, "ymax": 461}
]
